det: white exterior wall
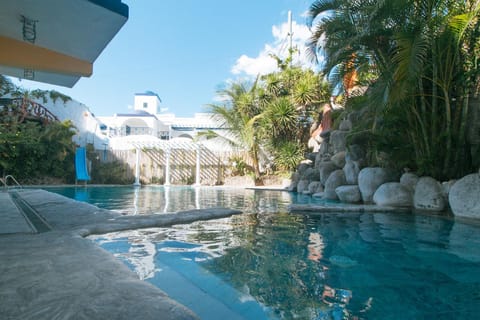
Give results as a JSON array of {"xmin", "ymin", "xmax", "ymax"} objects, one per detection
[
  {"xmin": 30, "ymin": 96, "xmax": 108, "ymax": 150},
  {"xmin": 134, "ymin": 94, "xmax": 161, "ymax": 115}
]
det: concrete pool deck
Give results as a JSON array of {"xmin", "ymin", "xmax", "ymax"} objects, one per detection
[{"xmin": 0, "ymin": 189, "xmax": 242, "ymax": 320}]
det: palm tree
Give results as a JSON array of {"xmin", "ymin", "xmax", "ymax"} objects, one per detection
[
  {"xmin": 308, "ymin": 0, "xmax": 480, "ymax": 179},
  {"xmin": 201, "ymin": 80, "xmax": 265, "ymax": 182}
]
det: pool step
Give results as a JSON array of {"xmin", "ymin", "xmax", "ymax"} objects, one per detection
[{"xmin": 10, "ymin": 191, "xmax": 51, "ymax": 233}]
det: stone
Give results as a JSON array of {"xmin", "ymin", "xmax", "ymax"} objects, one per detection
[
  {"xmin": 329, "ymin": 130, "xmax": 348, "ymax": 154},
  {"xmin": 324, "ymin": 170, "xmax": 347, "ymax": 200},
  {"xmin": 318, "ymin": 140, "xmax": 330, "ymax": 156},
  {"xmin": 442, "ymin": 180, "xmax": 456, "ymax": 198},
  {"xmin": 312, "ymin": 192, "xmax": 324, "ymax": 198},
  {"xmin": 308, "ymin": 181, "xmax": 323, "ymax": 194},
  {"xmin": 331, "ymin": 151, "xmax": 346, "ymax": 168},
  {"xmin": 414, "ymin": 177, "xmax": 446, "ymax": 212},
  {"xmin": 339, "ymin": 119, "xmax": 352, "ymax": 131},
  {"xmin": 449, "ymin": 173, "xmax": 480, "ymax": 219},
  {"xmin": 301, "ymin": 167, "xmax": 320, "ymax": 182},
  {"xmin": 296, "ymin": 179, "xmax": 310, "ymax": 193},
  {"xmin": 296, "ymin": 163, "xmax": 311, "ymax": 176},
  {"xmin": 373, "ymin": 182, "xmax": 413, "ymax": 207},
  {"xmin": 335, "ymin": 185, "xmax": 361, "ymax": 203},
  {"xmin": 345, "ymin": 144, "xmax": 365, "ymax": 162},
  {"xmin": 343, "ymin": 160, "xmax": 361, "ymax": 185},
  {"xmin": 358, "ymin": 167, "xmax": 399, "ymax": 203},
  {"xmin": 305, "ymin": 152, "xmax": 317, "ymax": 163},
  {"xmin": 400, "ymin": 172, "xmax": 419, "ymax": 191},
  {"xmin": 319, "ymin": 161, "xmax": 338, "ymax": 185}
]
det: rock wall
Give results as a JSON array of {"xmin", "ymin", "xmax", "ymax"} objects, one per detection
[{"xmin": 289, "ymin": 119, "xmax": 480, "ymax": 219}]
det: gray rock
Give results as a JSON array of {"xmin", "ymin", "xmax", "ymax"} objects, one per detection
[
  {"xmin": 312, "ymin": 192, "xmax": 324, "ymax": 198},
  {"xmin": 335, "ymin": 185, "xmax": 361, "ymax": 203},
  {"xmin": 308, "ymin": 181, "xmax": 323, "ymax": 194},
  {"xmin": 442, "ymin": 180, "xmax": 456, "ymax": 198},
  {"xmin": 296, "ymin": 163, "xmax": 311, "ymax": 176},
  {"xmin": 319, "ymin": 161, "xmax": 338, "ymax": 185},
  {"xmin": 358, "ymin": 167, "xmax": 399, "ymax": 203},
  {"xmin": 330, "ymin": 130, "xmax": 348, "ymax": 154},
  {"xmin": 414, "ymin": 177, "xmax": 446, "ymax": 212},
  {"xmin": 449, "ymin": 173, "xmax": 480, "ymax": 218},
  {"xmin": 324, "ymin": 170, "xmax": 347, "ymax": 200},
  {"xmin": 305, "ymin": 152, "xmax": 317, "ymax": 163},
  {"xmin": 345, "ymin": 144, "xmax": 365, "ymax": 162},
  {"xmin": 339, "ymin": 119, "xmax": 353, "ymax": 131},
  {"xmin": 373, "ymin": 182, "xmax": 413, "ymax": 207},
  {"xmin": 296, "ymin": 179, "xmax": 310, "ymax": 193},
  {"xmin": 400, "ymin": 172, "xmax": 419, "ymax": 191},
  {"xmin": 318, "ymin": 140, "xmax": 330, "ymax": 156},
  {"xmin": 301, "ymin": 167, "xmax": 320, "ymax": 182},
  {"xmin": 343, "ymin": 160, "xmax": 361, "ymax": 185},
  {"xmin": 331, "ymin": 151, "xmax": 346, "ymax": 168}
]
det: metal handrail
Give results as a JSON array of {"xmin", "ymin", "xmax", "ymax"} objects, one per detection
[{"xmin": 2, "ymin": 175, "xmax": 23, "ymax": 190}]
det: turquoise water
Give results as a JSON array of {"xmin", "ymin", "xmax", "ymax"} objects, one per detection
[{"xmin": 44, "ymin": 186, "xmax": 480, "ymax": 319}]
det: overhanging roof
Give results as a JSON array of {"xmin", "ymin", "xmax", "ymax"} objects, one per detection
[{"xmin": 0, "ymin": 0, "xmax": 128, "ymax": 87}]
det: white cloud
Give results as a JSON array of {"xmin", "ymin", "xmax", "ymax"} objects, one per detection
[{"xmin": 231, "ymin": 20, "xmax": 317, "ymax": 77}]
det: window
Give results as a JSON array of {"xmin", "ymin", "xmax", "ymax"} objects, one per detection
[{"xmin": 143, "ymin": 102, "xmax": 148, "ymax": 109}]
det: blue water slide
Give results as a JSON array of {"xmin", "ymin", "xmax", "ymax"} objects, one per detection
[{"xmin": 75, "ymin": 147, "xmax": 91, "ymax": 181}]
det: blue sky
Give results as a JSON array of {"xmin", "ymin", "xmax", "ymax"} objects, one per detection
[{"xmin": 12, "ymin": 0, "xmax": 317, "ymax": 117}]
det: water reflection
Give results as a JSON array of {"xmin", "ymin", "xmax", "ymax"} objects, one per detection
[
  {"xmin": 43, "ymin": 185, "xmax": 324, "ymax": 215},
  {"xmin": 92, "ymin": 210, "xmax": 480, "ymax": 319},
  {"xmin": 44, "ymin": 186, "xmax": 480, "ymax": 319}
]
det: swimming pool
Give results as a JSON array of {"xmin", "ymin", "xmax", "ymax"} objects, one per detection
[{"xmin": 44, "ymin": 186, "xmax": 480, "ymax": 319}]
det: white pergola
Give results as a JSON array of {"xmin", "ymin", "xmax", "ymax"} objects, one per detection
[{"xmin": 129, "ymin": 139, "xmax": 221, "ymax": 186}]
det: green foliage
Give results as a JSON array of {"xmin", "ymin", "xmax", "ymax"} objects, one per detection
[
  {"xmin": 0, "ymin": 75, "xmax": 16, "ymax": 95},
  {"xmin": 308, "ymin": 0, "xmax": 480, "ymax": 179},
  {"xmin": 0, "ymin": 119, "xmax": 76, "ymax": 182},
  {"xmin": 228, "ymin": 156, "xmax": 253, "ymax": 176},
  {"xmin": 90, "ymin": 160, "xmax": 134, "ymax": 184},
  {"xmin": 205, "ymin": 57, "xmax": 330, "ymax": 180},
  {"xmin": 272, "ymin": 141, "xmax": 306, "ymax": 173}
]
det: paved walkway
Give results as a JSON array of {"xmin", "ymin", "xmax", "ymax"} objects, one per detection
[{"xmin": 0, "ymin": 189, "xmax": 242, "ymax": 320}]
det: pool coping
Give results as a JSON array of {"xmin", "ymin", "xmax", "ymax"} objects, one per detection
[{"xmin": 0, "ymin": 189, "xmax": 242, "ymax": 320}]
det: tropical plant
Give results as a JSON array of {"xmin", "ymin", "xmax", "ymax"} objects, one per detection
[
  {"xmin": 308, "ymin": 0, "xmax": 480, "ymax": 179},
  {"xmin": 0, "ymin": 115, "xmax": 76, "ymax": 182},
  {"xmin": 201, "ymin": 80, "xmax": 265, "ymax": 182}
]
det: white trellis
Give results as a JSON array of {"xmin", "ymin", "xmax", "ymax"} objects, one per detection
[{"xmin": 130, "ymin": 140, "xmax": 219, "ymax": 186}]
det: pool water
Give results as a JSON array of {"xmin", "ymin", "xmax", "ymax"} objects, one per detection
[{"xmin": 44, "ymin": 186, "xmax": 480, "ymax": 319}]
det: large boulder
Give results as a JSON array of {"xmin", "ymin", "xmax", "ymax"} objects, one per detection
[
  {"xmin": 336, "ymin": 185, "xmax": 361, "ymax": 203},
  {"xmin": 358, "ymin": 167, "xmax": 399, "ymax": 203},
  {"xmin": 331, "ymin": 151, "xmax": 346, "ymax": 168},
  {"xmin": 449, "ymin": 173, "xmax": 480, "ymax": 218},
  {"xmin": 400, "ymin": 172, "xmax": 419, "ymax": 191},
  {"xmin": 308, "ymin": 181, "xmax": 324, "ymax": 194},
  {"xmin": 373, "ymin": 182, "xmax": 413, "ymax": 207},
  {"xmin": 296, "ymin": 163, "xmax": 311, "ymax": 177},
  {"xmin": 296, "ymin": 179, "xmax": 310, "ymax": 193},
  {"xmin": 343, "ymin": 160, "xmax": 361, "ymax": 185},
  {"xmin": 330, "ymin": 130, "xmax": 348, "ymax": 154},
  {"xmin": 414, "ymin": 177, "xmax": 446, "ymax": 212},
  {"xmin": 319, "ymin": 161, "xmax": 338, "ymax": 185},
  {"xmin": 324, "ymin": 170, "xmax": 347, "ymax": 200},
  {"xmin": 301, "ymin": 167, "xmax": 320, "ymax": 182}
]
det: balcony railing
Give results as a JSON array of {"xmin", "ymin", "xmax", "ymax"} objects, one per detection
[{"xmin": 0, "ymin": 98, "xmax": 59, "ymax": 124}]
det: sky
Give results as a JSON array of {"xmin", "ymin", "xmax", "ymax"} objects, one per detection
[{"xmin": 11, "ymin": 0, "xmax": 318, "ymax": 117}]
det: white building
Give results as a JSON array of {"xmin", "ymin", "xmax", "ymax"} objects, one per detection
[{"xmin": 97, "ymin": 91, "xmax": 228, "ymax": 150}]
